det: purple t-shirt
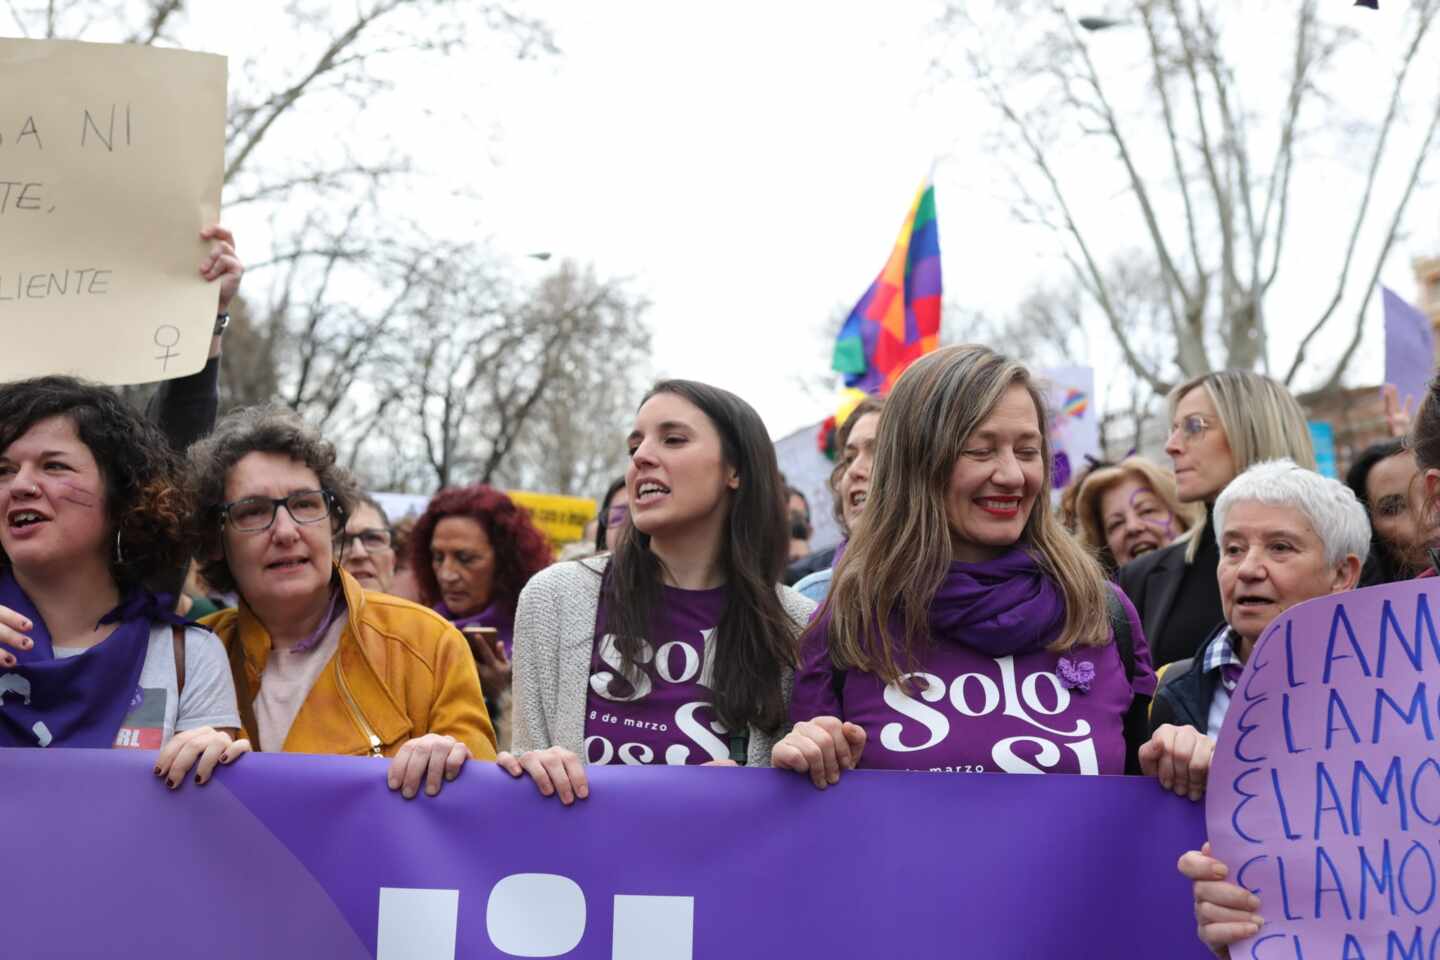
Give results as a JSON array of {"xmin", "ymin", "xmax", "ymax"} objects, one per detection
[
  {"xmin": 789, "ymin": 587, "xmax": 1155, "ymax": 775},
  {"xmin": 583, "ymin": 584, "xmax": 731, "ymax": 766}
]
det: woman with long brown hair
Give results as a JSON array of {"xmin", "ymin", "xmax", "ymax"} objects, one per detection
[{"xmin": 775, "ymin": 345, "xmax": 1162, "ymax": 784}]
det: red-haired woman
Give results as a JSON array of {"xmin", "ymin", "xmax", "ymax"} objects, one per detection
[{"xmin": 411, "ymin": 484, "xmax": 553, "ymax": 704}]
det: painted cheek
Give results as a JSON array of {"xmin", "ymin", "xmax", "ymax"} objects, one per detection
[{"xmin": 56, "ymin": 479, "xmax": 100, "ymax": 509}]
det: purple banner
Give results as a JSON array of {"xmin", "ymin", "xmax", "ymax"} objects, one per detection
[
  {"xmin": 1209, "ymin": 578, "xmax": 1440, "ymax": 959},
  {"xmin": 4, "ymin": 749, "xmax": 1208, "ymax": 958}
]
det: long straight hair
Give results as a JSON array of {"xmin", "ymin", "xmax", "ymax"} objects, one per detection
[
  {"xmin": 825, "ymin": 345, "xmax": 1111, "ymax": 686},
  {"xmin": 601, "ymin": 380, "xmax": 797, "ymax": 734}
]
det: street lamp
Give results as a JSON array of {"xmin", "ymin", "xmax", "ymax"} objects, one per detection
[{"xmin": 1078, "ymin": 16, "xmax": 1126, "ymax": 31}]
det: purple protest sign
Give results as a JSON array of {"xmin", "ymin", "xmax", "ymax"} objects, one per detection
[
  {"xmin": 1209, "ymin": 578, "xmax": 1440, "ymax": 959},
  {"xmin": 1383, "ymin": 285, "xmax": 1435, "ymax": 413},
  {"xmin": 2, "ymin": 749, "xmax": 1209, "ymax": 958}
]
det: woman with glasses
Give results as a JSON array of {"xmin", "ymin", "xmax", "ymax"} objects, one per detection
[
  {"xmin": 594, "ymin": 477, "xmax": 628, "ymax": 553},
  {"xmin": 0, "ymin": 377, "xmax": 245, "ymax": 785},
  {"xmin": 186, "ymin": 406, "xmax": 496, "ymax": 800},
  {"xmin": 1117, "ymin": 371, "xmax": 1315, "ymax": 669},
  {"xmin": 341, "ymin": 494, "xmax": 398, "ymax": 594}
]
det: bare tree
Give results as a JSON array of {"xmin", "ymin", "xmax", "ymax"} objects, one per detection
[
  {"xmin": 361, "ymin": 258, "xmax": 649, "ymax": 492},
  {"xmin": 943, "ymin": 0, "xmax": 1440, "ymax": 393}
]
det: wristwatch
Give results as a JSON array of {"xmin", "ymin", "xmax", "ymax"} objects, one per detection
[{"xmin": 213, "ymin": 312, "xmax": 230, "ymax": 336}]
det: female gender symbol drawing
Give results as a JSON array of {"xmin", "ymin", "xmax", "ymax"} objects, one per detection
[{"xmin": 153, "ymin": 325, "xmax": 181, "ymax": 371}]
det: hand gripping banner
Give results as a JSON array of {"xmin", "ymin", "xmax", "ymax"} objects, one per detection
[{"xmin": 1, "ymin": 749, "xmax": 1210, "ymax": 958}]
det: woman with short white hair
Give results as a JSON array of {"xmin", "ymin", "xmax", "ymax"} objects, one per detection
[{"xmin": 1158, "ymin": 460, "xmax": 1369, "ymax": 958}]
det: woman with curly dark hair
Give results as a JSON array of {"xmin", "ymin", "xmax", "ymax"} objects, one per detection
[
  {"xmin": 0, "ymin": 376, "xmax": 245, "ymax": 785},
  {"xmin": 187, "ymin": 405, "xmax": 495, "ymax": 801},
  {"xmin": 410, "ymin": 484, "xmax": 553, "ymax": 702}
]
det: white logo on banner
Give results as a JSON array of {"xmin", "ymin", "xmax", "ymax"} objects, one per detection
[{"xmin": 376, "ymin": 880, "xmax": 694, "ymax": 959}]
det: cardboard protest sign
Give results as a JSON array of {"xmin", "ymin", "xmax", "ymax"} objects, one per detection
[
  {"xmin": 0, "ymin": 38, "xmax": 225, "ymax": 384},
  {"xmin": 1209, "ymin": 579, "xmax": 1440, "ymax": 959}
]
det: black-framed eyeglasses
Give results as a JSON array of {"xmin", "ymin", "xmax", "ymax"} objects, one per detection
[
  {"xmin": 220, "ymin": 489, "xmax": 335, "ymax": 533},
  {"xmin": 1170, "ymin": 414, "xmax": 1214, "ymax": 442},
  {"xmin": 343, "ymin": 527, "xmax": 393, "ymax": 552}
]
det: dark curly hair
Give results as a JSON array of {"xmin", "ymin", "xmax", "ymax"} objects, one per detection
[
  {"xmin": 0, "ymin": 376, "xmax": 190, "ymax": 591},
  {"xmin": 410, "ymin": 484, "xmax": 553, "ymax": 615},
  {"xmin": 184, "ymin": 404, "xmax": 361, "ymax": 594}
]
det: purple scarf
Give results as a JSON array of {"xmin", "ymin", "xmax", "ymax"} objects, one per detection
[
  {"xmin": 807, "ymin": 547, "xmax": 1067, "ymax": 659},
  {"xmin": 928, "ymin": 549, "xmax": 1067, "ymax": 657},
  {"xmin": 0, "ymin": 570, "xmax": 187, "ymax": 749},
  {"xmin": 435, "ymin": 601, "xmax": 514, "ymax": 656}
]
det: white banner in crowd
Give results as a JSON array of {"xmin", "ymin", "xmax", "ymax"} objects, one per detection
[
  {"xmin": 0, "ymin": 39, "xmax": 226, "ymax": 384},
  {"xmin": 1040, "ymin": 366, "xmax": 1102, "ymax": 490}
]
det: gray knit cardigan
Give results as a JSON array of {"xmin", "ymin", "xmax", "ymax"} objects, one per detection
[{"xmin": 510, "ymin": 556, "xmax": 816, "ymax": 767}]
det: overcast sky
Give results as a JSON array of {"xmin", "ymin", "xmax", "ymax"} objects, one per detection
[{"xmin": 208, "ymin": 1, "xmax": 1440, "ymax": 441}]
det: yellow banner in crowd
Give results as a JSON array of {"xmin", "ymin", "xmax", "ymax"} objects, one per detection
[{"xmin": 507, "ymin": 490, "xmax": 596, "ymax": 548}]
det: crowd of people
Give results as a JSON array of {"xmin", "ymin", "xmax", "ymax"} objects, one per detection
[{"xmin": 2, "ymin": 229, "xmax": 1437, "ymax": 956}]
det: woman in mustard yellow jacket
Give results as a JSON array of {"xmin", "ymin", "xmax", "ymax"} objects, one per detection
[{"xmin": 186, "ymin": 405, "xmax": 496, "ymax": 800}]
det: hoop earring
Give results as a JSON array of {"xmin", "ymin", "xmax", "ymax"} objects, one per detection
[{"xmin": 114, "ymin": 528, "xmax": 125, "ymax": 566}]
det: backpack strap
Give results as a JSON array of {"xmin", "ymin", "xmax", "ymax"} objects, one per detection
[
  {"xmin": 171, "ymin": 624, "xmax": 187, "ymax": 700},
  {"xmin": 1105, "ymin": 587, "xmax": 1135, "ymax": 683},
  {"xmin": 224, "ymin": 627, "xmax": 262, "ymax": 751}
]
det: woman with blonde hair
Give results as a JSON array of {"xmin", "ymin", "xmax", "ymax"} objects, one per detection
[
  {"xmin": 1118, "ymin": 371, "xmax": 1315, "ymax": 669},
  {"xmin": 1075, "ymin": 457, "xmax": 1202, "ymax": 574},
  {"xmin": 775, "ymin": 345, "xmax": 1178, "ymax": 784}
]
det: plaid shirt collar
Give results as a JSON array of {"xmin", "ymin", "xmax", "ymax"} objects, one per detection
[{"xmin": 1201, "ymin": 625, "xmax": 1246, "ymax": 692}]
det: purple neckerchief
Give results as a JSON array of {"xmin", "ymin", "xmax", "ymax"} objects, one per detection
[
  {"xmin": 435, "ymin": 601, "xmax": 514, "ymax": 656},
  {"xmin": 0, "ymin": 570, "xmax": 156, "ymax": 749},
  {"xmin": 805, "ymin": 546, "xmax": 1066, "ymax": 660},
  {"xmin": 927, "ymin": 549, "xmax": 1067, "ymax": 657},
  {"xmin": 290, "ymin": 586, "xmax": 345, "ymax": 654}
]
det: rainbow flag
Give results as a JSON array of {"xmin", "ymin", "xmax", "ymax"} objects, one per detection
[{"xmin": 832, "ymin": 180, "xmax": 942, "ymax": 392}]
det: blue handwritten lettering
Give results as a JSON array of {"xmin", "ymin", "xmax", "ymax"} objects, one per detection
[
  {"xmin": 1327, "ymin": 689, "xmax": 1363, "ymax": 750},
  {"xmin": 1235, "ymin": 695, "xmax": 1270, "ymax": 764},
  {"xmin": 1314, "ymin": 845, "xmax": 1353, "ymax": 920},
  {"xmin": 1282, "ymin": 693, "xmax": 1312, "ymax": 755},
  {"xmin": 1397, "ymin": 841, "xmax": 1436, "ymax": 914},
  {"xmin": 1314, "ymin": 762, "xmax": 1351, "ymax": 838},
  {"xmin": 1273, "ymin": 768, "xmax": 1302, "ymax": 841},
  {"xmin": 1372, "ymin": 684, "xmax": 1433, "ymax": 745},
  {"xmin": 1409, "ymin": 758, "xmax": 1440, "ymax": 826},
  {"xmin": 1323, "ymin": 604, "xmax": 1371, "ymax": 684},
  {"xmin": 1352, "ymin": 756, "xmax": 1408, "ymax": 835},
  {"xmin": 1284, "ymin": 619, "xmax": 1306, "ymax": 689},
  {"xmin": 1359, "ymin": 838, "xmax": 1397, "ymax": 921},
  {"xmin": 1233, "ymin": 767, "xmax": 1266, "ymax": 844}
]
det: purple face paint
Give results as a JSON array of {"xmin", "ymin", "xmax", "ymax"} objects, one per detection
[
  {"xmin": 1128, "ymin": 486, "xmax": 1175, "ymax": 539},
  {"xmin": 56, "ymin": 479, "xmax": 99, "ymax": 509}
]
